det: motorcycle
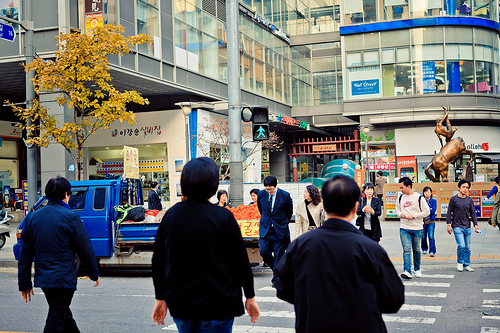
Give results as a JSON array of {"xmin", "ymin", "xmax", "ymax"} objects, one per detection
[{"xmin": 0, "ymin": 209, "xmax": 13, "ymax": 250}]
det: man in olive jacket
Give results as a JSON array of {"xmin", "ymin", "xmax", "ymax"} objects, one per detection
[
  {"xmin": 276, "ymin": 175, "xmax": 404, "ymax": 333},
  {"xmin": 18, "ymin": 176, "xmax": 100, "ymax": 333}
]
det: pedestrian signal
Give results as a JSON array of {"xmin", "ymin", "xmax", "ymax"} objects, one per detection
[{"xmin": 252, "ymin": 107, "xmax": 269, "ymax": 141}]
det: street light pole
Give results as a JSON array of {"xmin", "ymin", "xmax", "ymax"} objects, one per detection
[
  {"xmin": 360, "ymin": 125, "xmax": 372, "ymax": 184},
  {"xmin": 175, "ymin": 102, "xmax": 192, "ymax": 163},
  {"xmin": 226, "ymin": 0, "xmax": 243, "ymax": 206}
]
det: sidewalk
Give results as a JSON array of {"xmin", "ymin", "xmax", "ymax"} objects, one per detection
[
  {"xmin": 380, "ymin": 217, "xmax": 500, "ymax": 268},
  {"xmin": 1, "ymin": 213, "xmax": 499, "ymax": 269}
]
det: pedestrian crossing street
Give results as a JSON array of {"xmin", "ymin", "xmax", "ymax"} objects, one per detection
[{"xmin": 163, "ymin": 273, "xmax": 500, "ymax": 332}]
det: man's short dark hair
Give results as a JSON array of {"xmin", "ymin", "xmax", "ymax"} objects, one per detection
[
  {"xmin": 377, "ymin": 171, "xmax": 383, "ymax": 176},
  {"xmin": 495, "ymin": 176, "xmax": 500, "ymax": 185},
  {"xmin": 458, "ymin": 179, "xmax": 471, "ymax": 188},
  {"xmin": 45, "ymin": 176, "xmax": 71, "ymax": 200},
  {"xmin": 151, "ymin": 181, "xmax": 158, "ymax": 189},
  {"xmin": 322, "ymin": 175, "xmax": 360, "ymax": 217},
  {"xmin": 264, "ymin": 175, "xmax": 277, "ymax": 187},
  {"xmin": 399, "ymin": 177, "xmax": 412, "ymax": 188},
  {"xmin": 250, "ymin": 189, "xmax": 259, "ymax": 195},
  {"xmin": 181, "ymin": 157, "xmax": 219, "ymax": 202}
]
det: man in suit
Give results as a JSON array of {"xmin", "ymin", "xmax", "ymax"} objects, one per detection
[
  {"xmin": 148, "ymin": 181, "xmax": 162, "ymax": 210},
  {"xmin": 275, "ymin": 175, "xmax": 404, "ymax": 332},
  {"xmin": 18, "ymin": 176, "xmax": 100, "ymax": 333},
  {"xmin": 257, "ymin": 175, "xmax": 293, "ymax": 287}
]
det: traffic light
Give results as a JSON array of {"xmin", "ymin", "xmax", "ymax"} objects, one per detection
[{"xmin": 251, "ymin": 106, "xmax": 269, "ymax": 141}]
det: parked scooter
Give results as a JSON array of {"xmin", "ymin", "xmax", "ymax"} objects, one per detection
[{"xmin": 0, "ymin": 209, "xmax": 13, "ymax": 249}]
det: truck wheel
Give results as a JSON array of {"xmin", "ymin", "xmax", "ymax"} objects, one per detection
[{"xmin": 0, "ymin": 234, "xmax": 6, "ymax": 249}]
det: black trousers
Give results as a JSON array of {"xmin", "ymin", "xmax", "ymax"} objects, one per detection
[{"xmin": 42, "ymin": 288, "xmax": 80, "ymax": 333}]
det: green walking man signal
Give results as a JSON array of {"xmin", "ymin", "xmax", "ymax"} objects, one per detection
[{"xmin": 251, "ymin": 107, "xmax": 269, "ymax": 141}]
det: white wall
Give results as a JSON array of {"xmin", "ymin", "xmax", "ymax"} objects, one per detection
[{"xmin": 84, "ymin": 109, "xmax": 186, "ymax": 203}]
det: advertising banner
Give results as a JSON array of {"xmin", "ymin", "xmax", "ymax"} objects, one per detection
[
  {"xmin": 422, "ymin": 62, "xmax": 436, "ymax": 94},
  {"xmin": 348, "ymin": 66, "xmax": 381, "ymax": 100},
  {"xmin": 122, "ymin": 146, "xmax": 139, "ymax": 179},
  {"xmin": 397, "ymin": 156, "xmax": 417, "ymax": 179}
]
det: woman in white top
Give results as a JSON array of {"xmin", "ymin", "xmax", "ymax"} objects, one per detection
[{"xmin": 296, "ymin": 185, "xmax": 324, "ymax": 237}]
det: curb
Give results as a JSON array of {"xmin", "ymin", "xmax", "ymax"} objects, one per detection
[{"xmin": 0, "ymin": 259, "xmax": 17, "ymax": 268}]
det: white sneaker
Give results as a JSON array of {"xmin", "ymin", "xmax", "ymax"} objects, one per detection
[
  {"xmin": 422, "ymin": 251, "xmax": 427, "ymax": 254},
  {"xmin": 429, "ymin": 253, "xmax": 435, "ymax": 257},
  {"xmin": 464, "ymin": 266, "xmax": 474, "ymax": 272},
  {"xmin": 457, "ymin": 263, "xmax": 464, "ymax": 272},
  {"xmin": 414, "ymin": 270, "xmax": 422, "ymax": 278},
  {"xmin": 401, "ymin": 271, "xmax": 412, "ymax": 279}
]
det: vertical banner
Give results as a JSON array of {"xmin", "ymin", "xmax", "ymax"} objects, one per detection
[
  {"xmin": 422, "ymin": 62, "xmax": 436, "ymax": 94},
  {"xmin": 85, "ymin": 0, "xmax": 104, "ymax": 33},
  {"xmin": 355, "ymin": 169, "xmax": 364, "ymax": 187},
  {"xmin": 122, "ymin": 146, "xmax": 139, "ymax": 179},
  {"xmin": 22, "ymin": 180, "xmax": 28, "ymax": 216}
]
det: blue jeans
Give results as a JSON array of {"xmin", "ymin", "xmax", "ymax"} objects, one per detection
[
  {"xmin": 173, "ymin": 318, "xmax": 234, "ymax": 333},
  {"xmin": 453, "ymin": 227, "xmax": 472, "ymax": 267},
  {"xmin": 400, "ymin": 228, "xmax": 423, "ymax": 273},
  {"xmin": 421, "ymin": 223, "xmax": 436, "ymax": 254}
]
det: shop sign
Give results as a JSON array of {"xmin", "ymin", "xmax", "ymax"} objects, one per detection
[
  {"xmin": 237, "ymin": 220, "xmax": 259, "ymax": 238},
  {"xmin": 277, "ymin": 114, "xmax": 308, "ymax": 130},
  {"xmin": 85, "ymin": 0, "xmax": 102, "ymax": 12},
  {"xmin": 422, "ymin": 62, "xmax": 436, "ymax": 94},
  {"xmin": 397, "ymin": 156, "xmax": 416, "ymax": 178},
  {"xmin": 22, "ymin": 180, "xmax": 28, "ymax": 216},
  {"xmin": 239, "ymin": 3, "xmax": 290, "ymax": 44},
  {"xmin": 301, "ymin": 164, "xmax": 308, "ymax": 173},
  {"xmin": 351, "ymin": 79, "xmax": 379, "ymax": 96},
  {"xmin": 261, "ymin": 163, "xmax": 270, "ymax": 171},
  {"xmin": 110, "ymin": 126, "xmax": 162, "ymax": 138},
  {"xmin": 312, "ymin": 144, "xmax": 336, "ymax": 153},
  {"xmin": 262, "ymin": 149, "xmax": 269, "ymax": 162},
  {"xmin": 466, "ymin": 142, "xmax": 489, "ymax": 151},
  {"xmin": 0, "ymin": 120, "xmax": 22, "ymax": 138},
  {"xmin": 85, "ymin": 12, "xmax": 103, "ymax": 33}
]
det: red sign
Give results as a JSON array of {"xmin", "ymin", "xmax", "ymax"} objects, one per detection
[
  {"xmin": 397, "ymin": 156, "xmax": 417, "ymax": 177},
  {"xmin": 355, "ymin": 169, "xmax": 364, "ymax": 187}
]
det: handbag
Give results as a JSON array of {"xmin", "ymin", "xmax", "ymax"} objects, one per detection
[{"xmin": 423, "ymin": 215, "xmax": 432, "ymax": 225}]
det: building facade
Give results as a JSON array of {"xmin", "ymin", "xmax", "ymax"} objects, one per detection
[{"xmin": 0, "ymin": 0, "xmax": 499, "ymax": 206}]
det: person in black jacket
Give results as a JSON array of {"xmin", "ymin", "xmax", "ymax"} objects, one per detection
[
  {"xmin": 18, "ymin": 176, "xmax": 100, "ymax": 333},
  {"xmin": 356, "ymin": 183, "xmax": 383, "ymax": 243},
  {"xmin": 152, "ymin": 157, "xmax": 260, "ymax": 331},
  {"xmin": 275, "ymin": 175, "xmax": 404, "ymax": 333},
  {"xmin": 147, "ymin": 181, "xmax": 162, "ymax": 210}
]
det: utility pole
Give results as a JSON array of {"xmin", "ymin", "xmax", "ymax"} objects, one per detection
[
  {"xmin": 226, "ymin": 0, "xmax": 243, "ymax": 206},
  {"xmin": 1, "ymin": 0, "xmax": 36, "ymax": 209}
]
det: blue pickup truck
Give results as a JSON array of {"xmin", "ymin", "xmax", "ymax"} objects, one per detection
[{"xmin": 13, "ymin": 176, "xmax": 160, "ymax": 269}]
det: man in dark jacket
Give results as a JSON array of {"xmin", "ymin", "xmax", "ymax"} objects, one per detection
[
  {"xmin": 257, "ymin": 175, "xmax": 293, "ymax": 287},
  {"xmin": 152, "ymin": 157, "xmax": 259, "ymax": 331},
  {"xmin": 276, "ymin": 175, "xmax": 404, "ymax": 333},
  {"xmin": 147, "ymin": 181, "xmax": 162, "ymax": 210},
  {"xmin": 18, "ymin": 176, "xmax": 100, "ymax": 333}
]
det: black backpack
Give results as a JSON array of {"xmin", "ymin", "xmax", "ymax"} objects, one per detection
[{"xmin": 398, "ymin": 194, "xmax": 424, "ymax": 211}]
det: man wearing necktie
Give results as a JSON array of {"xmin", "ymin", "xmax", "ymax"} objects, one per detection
[{"xmin": 257, "ymin": 175, "xmax": 293, "ymax": 287}]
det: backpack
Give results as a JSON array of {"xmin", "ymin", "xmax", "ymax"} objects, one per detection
[{"xmin": 398, "ymin": 194, "xmax": 424, "ymax": 211}]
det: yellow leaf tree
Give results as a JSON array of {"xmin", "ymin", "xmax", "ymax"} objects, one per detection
[{"xmin": 11, "ymin": 25, "xmax": 152, "ymax": 180}]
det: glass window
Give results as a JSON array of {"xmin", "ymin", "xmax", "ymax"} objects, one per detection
[
  {"xmin": 218, "ymin": 42, "xmax": 227, "ymax": 82},
  {"xmin": 275, "ymin": 70, "xmax": 284, "ymax": 101},
  {"xmin": 93, "ymin": 188, "xmax": 106, "ymax": 210},
  {"xmin": 456, "ymin": 0, "xmax": 472, "ymax": 15},
  {"xmin": 396, "ymin": 47, "xmax": 410, "ymax": 63},
  {"xmin": 202, "ymin": 12, "xmax": 217, "ymax": 37},
  {"xmin": 411, "ymin": 0, "xmax": 444, "ymax": 17},
  {"xmin": 447, "ymin": 60, "xmax": 474, "ymax": 93},
  {"xmin": 364, "ymin": 50, "xmax": 379, "ymax": 65},
  {"xmin": 382, "ymin": 63, "xmax": 412, "ymax": 96},
  {"xmin": 412, "ymin": 27, "xmax": 443, "ymax": 45},
  {"xmin": 474, "ymin": 61, "xmax": 494, "ymax": 93},
  {"xmin": 256, "ymin": 60, "xmax": 265, "ymax": 95},
  {"xmin": 347, "ymin": 52, "xmax": 362, "ymax": 67},
  {"xmin": 412, "ymin": 44, "xmax": 444, "ymax": 61},
  {"xmin": 412, "ymin": 61, "xmax": 445, "ymax": 94},
  {"xmin": 445, "ymin": 27, "xmax": 473, "ymax": 43},
  {"xmin": 137, "ymin": 0, "xmax": 159, "ymax": 56},
  {"xmin": 383, "ymin": 0, "xmax": 409, "ymax": 20},
  {"xmin": 382, "ymin": 48, "xmax": 395, "ymax": 64},
  {"xmin": 473, "ymin": 0, "xmax": 491, "ymax": 18},
  {"xmin": 381, "ymin": 30, "xmax": 410, "ymax": 48},
  {"xmin": 343, "ymin": 0, "xmax": 377, "ymax": 24},
  {"xmin": 266, "ymin": 64, "xmax": 274, "ymax": 98},
  {"xmin": 0, "ymin": 139, "xmax": 17, "ymax": 158},
  {"xmin": 69, "ymin": 187, "xmax": 88, "ymax": 211},
  {"xmin": 201, "ymin": 33, "xmax": 218, "ymax": 78}
]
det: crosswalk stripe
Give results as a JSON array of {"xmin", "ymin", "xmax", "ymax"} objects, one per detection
[
  {"xmin": 481, "ymin": 328, "xmax": 500, "ymax": 333},
  {"xmin": 400, "ymin": 304, "xmax": 442, "ymax": 313},
  {"xmin": 484, "ymin": 300, "xmax": 500, "ymax": 308},
  {"xmin": 482, "ymin": 316, "xmax": 500, "ymax": 320},
  {"xmin": 255, "ymin": 296, "xmax": 286, "ymax": 303},
  {"xmin": 405, "ymin": 291, "xmax": 447, "ymax": 298},
  {"xmin": 259, "ymin": 311, "xmax": 295, "ymax": 318},
  {"xmin": 163, "ymin": 324, "xmax": 295, "ymax": 332},
  {"xmin": 484, "ymin": 289, "xmax": 500, "ymax": 293},
  {"xmin": 420, "ymin": 274, "xmax": 455, "ymax": 279},
  {"xmin": 383, "ymin": 315, "xmax": 436, "ymax": 324},
  {"xmin": 258, "ymin": 286, "xmax": 275, "ymax": 291},
  {"xmin": 404, "ymin": 282, "xmax": 451, "ymax": 287}
]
